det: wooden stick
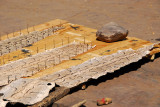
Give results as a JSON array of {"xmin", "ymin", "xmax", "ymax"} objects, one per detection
[
  {"xmin": 58, "ymin": 55, "xmax": 61, "ymax": 63},
  {"xmin": 53, "ymin": 59, "xmax": 55, "ymax": 67},
  {"xmin": 7, "ymin": 33, "xmax": 9, "ymax": 39},
  {"xmin": 60, "ymin": 21, "xmax": 62, "ymax": 27},
  {"xmin": 48, "ymin": 29, "xmax": 50, "ymax": 36},
  {"xmin": 37, "ymin": 47, "xmax": 39, "ymax": 53},
  {"xmin": 32, "ymin": 71, "xmax": 34, "ymax": 76},
  {"xmin": 45, "ymin": 60, "xmax": 47, "ymax": 69},
  {"xmin": 45, "ymin": 44, "xmax": 46, "ymax": 50},
  {"xmin": 62, "ymin": 39, "xmax": 63, "ymax": 46},
  {"xmin": 72, "ymin": 100, "xmax": 86, "ymax": 107},
  {"xmin": 90, "ymin": 42, "xmax": 92, "ymax": 48},
  {"xmin": 53, "ymin": 40, "xmax": 55, "ymax": 48},
  {"xmin": 37, "ymin": 36, "xmax": 39, "ymax": 41},
  {"xmin": 0, "ymin": 33, "xmax": 1, "ymax": 41},
  {"xmin": 27, "ymin": 24, "xmax": 29, "ymax": 34},
  {"xmin": 15, "ymin": 42, "xmax": 17, "ymax": 51},
  {"xmin": 37, "ymin": 64, "xmax": 40, "ymax": 71},
  {"xmin": 54, "ymin": 57, "xmax": 56, "ymax": 65},
  {"xmin": 52, "ymin": 26, "xmax": 54, "ymax": 33},
  {"xmin": 17, "ymin": 54, "xmax": 19, "ymax": 59},
  {"xmin": 8, "ymin": 75, "xmax": 10, "ymax": 84},
  {"xmin": 20, "ymin": 28, "xmax": 22, "ymax": 35},
  {"xmin": 3, "ymin": 56, "xmax": 5, "ymax": 64},
  {"xmin": 13, "ymin": 30, "xmax": 15, "ymax": 37},
  {"xmin": 33, "ymin": 25, "xmax": 35, "ymax": 31},
  {"xmin": 8, "ymin": 55, "xmax": 10, "ymax": 61},
  {"xmin": 8, "ymin": 48, "xmax": 10, "ymax": 53},
  {"xmin": 15, "ymin": 75, "xmax": 17, "ymax": 80},
  {"xmin": 68, "ymin": 37, "xmax": 70, "ymax": 44},
  {"xmin": 68, "ymin": 53, "xmax": 70, "ymax": 60},
  {"xmin": 76, "ymin": 46, "xmax": 78, "ymax": 55},
  {"xmin": 84, "ymin": 36, "xmax": 85, "ymax": 44}
]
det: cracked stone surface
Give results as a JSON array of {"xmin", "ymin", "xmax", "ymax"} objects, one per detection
[
  {"xmin": 0, "ymin": 43, "xmax": 158, "ymax": 105},
  {"xmin": 0, "ymin": 27, "xmax": 64, "ymax": 56},
  {"xmin": 0, "ymin": 78, "xmax": 55, "ymax": 105},
  {"xmin": 41, "ymin": 44, "xmax": 154, "ymax": 88},
  {"xmin": 0, "ymin": 42, "xmax": 93, "ymax": 86}
]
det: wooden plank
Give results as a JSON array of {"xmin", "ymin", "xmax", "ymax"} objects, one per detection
[{"xmin": 29, "ymin": 87, "xmax": 70, "ymax": 107}]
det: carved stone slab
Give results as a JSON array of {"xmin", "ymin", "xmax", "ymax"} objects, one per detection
[
  {"xmin": 0, "ymin": 98, "xmax": 8, "ymax": 107},
  {"xmin": 0, "ymin": 42, "xmax": 93, "ymax": 86},
  {"xmin": 0, "ymin": 78, "xmax": 55, "ymax": 105},
  {"xmin": 41, "ymin": 44, "xmax": 155, "ymax": 88},
  {"xmin": 0, "ymin": 43, "xmax": 159, "ymax": 105}
]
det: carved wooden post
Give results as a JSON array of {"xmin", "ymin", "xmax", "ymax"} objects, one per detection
[
  {"xmin": 87, "ymin": 44, "xmax": 88, "ymax": 51},
  {"xmin": 84, "ymin": 36, "xmax": 85, "ymax": 44}
]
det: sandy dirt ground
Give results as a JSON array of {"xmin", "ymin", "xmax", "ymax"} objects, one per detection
[{"xmin": 0, "ymin": 0, "xmax": 160, "ymax": 107}]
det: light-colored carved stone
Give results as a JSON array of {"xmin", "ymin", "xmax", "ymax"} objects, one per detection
[
  {"xmin": 0, "ymin": 42, "xmax": 93, "ymax": 86},
  {"xmin": 0, "ymin": 78, "xmax": 55, "ymax": 105},
  {"xmin": 0, "ymin": 27, "xmax": 64, "ymax": 56},
  {"xmin": 0, "ymin": 42, "xmax": 159, "ymax": 105}
]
